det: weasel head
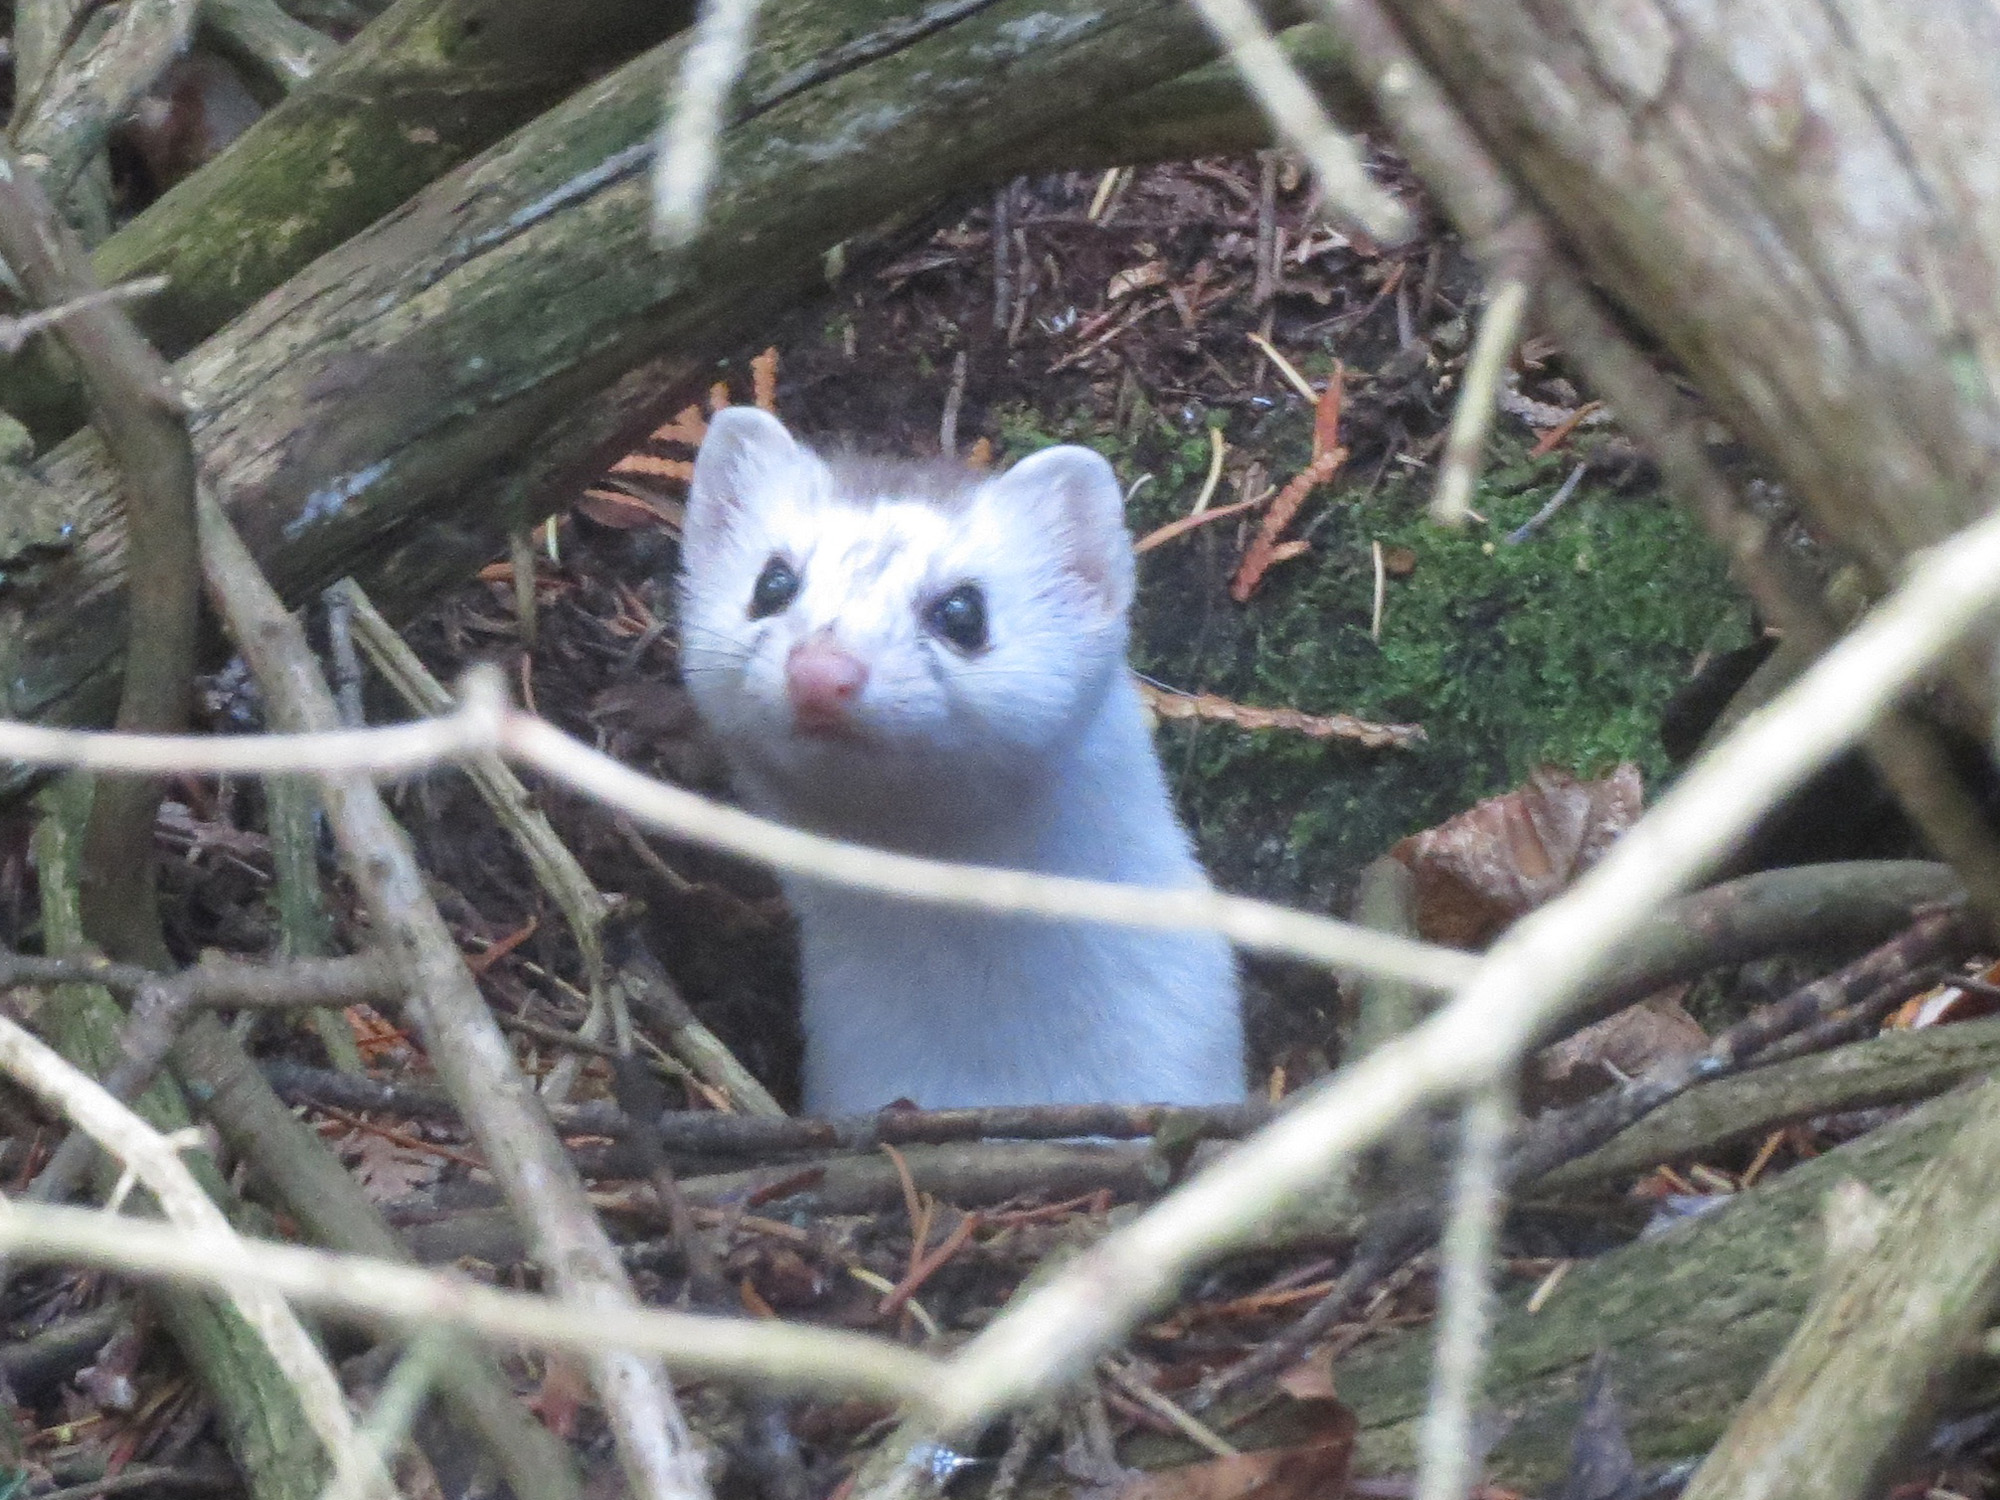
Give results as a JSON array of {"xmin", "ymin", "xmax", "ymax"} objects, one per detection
[{"xmin": 676, "ymin": 407, "xmax": 1136, "ymax": 805}]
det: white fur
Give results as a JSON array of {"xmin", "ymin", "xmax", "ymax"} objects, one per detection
[{"xmin": 678, "ymin": 407, "xmax": 1245, "ymax": 1113}]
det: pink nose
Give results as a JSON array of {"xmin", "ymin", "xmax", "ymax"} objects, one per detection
[{"xmin": 785, "ymin": 636, "xmax": 869, "ymax": 732}]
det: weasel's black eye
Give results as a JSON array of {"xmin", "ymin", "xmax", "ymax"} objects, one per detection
[
  {"xmin": 926, "ymin": 583, "xmax": 988, "ymax": 652},
  {"xmin": 748, "ymin": 556, "xmax": 800, "ymax": 619}
]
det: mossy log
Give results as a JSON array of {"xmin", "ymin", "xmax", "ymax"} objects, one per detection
[
  {"xmin": 0, "ymin": 0, "xmax": 1302, "ymax": 786},
  {"xmin": 1098, "ymin": 1085, "xmax": 1993, "ymax": 1492},
  {"xmin": 3, "ymin": 0, "xmax": 696, "ymax": 440}
]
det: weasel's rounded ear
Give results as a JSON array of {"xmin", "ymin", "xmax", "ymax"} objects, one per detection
[
  {"xmin": 685, "ymin": 407, "xmax": 803, "ymax": 568},
  {"xmin": 987, "ymin": 445, "xmax": 1136, "ymax": 619}
]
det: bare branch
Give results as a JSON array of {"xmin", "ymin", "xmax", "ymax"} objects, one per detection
[
  {"xmin": 1415, "ymin": 1087, "xmax": 1509, "ymax": 1500},
  {"xmin": 0, "ymin": 690, "xmax": 1470, "ymax": 992},
  {"xmin": 1431, "ymin": 274, "xmax": 1533, "ymax": 526},
  {"xmin": 0, "ymin": 276, "xmax": 172, "ymax": 354},
  {"xmin": 0, "ymin": 1199, "xmax": 939, "ymax": 1401},
  {"xmin": 500, "ymin": 715, "xmax": 1472, "ymax": 989},
  {"xmin": 0, "ymin": 675, "xmax": 504, "ymax": 773}
]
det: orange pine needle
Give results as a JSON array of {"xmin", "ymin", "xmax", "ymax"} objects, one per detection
[
  {"xmin": 608, "ymin": 452, "xmax": 695, "ymax": 482},
  {"xmin": 1139, "ymin": 682, "xmax": 1423, "ymax": 749},
  {"xmin": 1228, "ymin": 446, "xmax": 1345, "ymax": 602},
  {"xmin": 1312, "ymin": 362, "xmax": 1345, "ymax": 460},
  {"xmin": 651, "ymin": 404, "xmax": 708, "ymax": 448},
  {"xmin": 751, "ymin": 347, "xmax": 780, "ymax": 411}
]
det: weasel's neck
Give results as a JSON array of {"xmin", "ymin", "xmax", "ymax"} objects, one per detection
[{"xmin": 778, "ymin": 672, "xmax": 1240, "ymax": 1112}]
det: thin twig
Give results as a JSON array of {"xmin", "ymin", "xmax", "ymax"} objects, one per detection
[
  {"xmin": 0, "ymin": 276, "xmax": 171, "ymax": 353},
  {"xmin": 323, "ymin": 584, "xmax": 367, "ymax": 729},
  {"xmin": 653, "ymin": 0, "xmax": 766, "ymax": 246},
  {"xmin": 500, "ymin": 713, "xmax": 1468, "ymax": 988},
  {"xmin": 315, "ymin": 1333, "xmax": 445, "ymax": 1500},
  {"xmin": 992, "ymin": 182, "xmax": 1014, "ymax": 333},
  {"xmin": 1415, "ymin": 1087, "xmax": 1509, "ymax": 1500},
  {"xmin": 1503, "ymin": 461, "xmax": 1588, "ymax": 545},
  {"xmin": 1432, "ymin": 275, "xmax": 1533, "ymax": 527},
  {"xmin": 336, "ymin": 577, "xmax": 630, "ymax": 1105},
  {"xmin": 0, "ymin": 687, "xmax": 503, "ymax": 774},
  {"xmin": 1186, "ymin": 0, "xmax": 1409, "ymax": 244},
  {"xmin": 0, "ymin": 950, "xmax": 395, "ymax": 1008},
  {"xmin": 941, "ymin": 349, "xmax": 969, "ymax": 458}
]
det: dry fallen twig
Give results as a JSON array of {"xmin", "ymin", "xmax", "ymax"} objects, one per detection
[
  {"xmin": 1139, "ymin": 682, "xmax": 1424, "ymax": 750},
  {"xmin": 653, "ymin": 0, "xmax": 767, "ymax": 245},
  {"xmin": 1431, "ymin": 274, "xmax": 1534, "ymax": 527}
]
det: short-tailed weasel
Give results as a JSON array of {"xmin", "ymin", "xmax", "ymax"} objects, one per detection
[{"xmin": 678, "ymin": 407, "xmax": 1244, "ymax": 1113}]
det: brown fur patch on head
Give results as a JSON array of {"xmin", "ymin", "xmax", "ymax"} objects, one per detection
[{"xmin": 822, "ymin": 451, "xmax": 988, "ymax": 515}]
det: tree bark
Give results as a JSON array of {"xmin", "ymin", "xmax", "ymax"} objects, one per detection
[
  {"xmin": 0, "ymin": 0, "xmax": 1294, "ymax": 790},
  {"xmin": 1377, "ymin": 0, "xmax": 2000, "ymax": 598}
]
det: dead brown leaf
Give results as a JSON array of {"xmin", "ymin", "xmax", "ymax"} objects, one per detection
[
  {"xmin": 1888, "ymin": 958, "xmax": 2000, "ymax": 1029},
  {"xmin": 1110, "ymin": 1400, "xmax": 1354, "ymax": 1500},
  {"xmin": 1139, "ymin": 683, "xmax": 1423, "ymax": 751},
  {"xmin": 348, "ymin": 1130, "xmax": 443, "ymax": 1200},
  {"xmin": 1533, "ymin": 992, "xmax": 1708, "ymax": 1108},
  {"xmin": 1392, "ymin": 764, "xmax": 1644, "ymax": 947}
]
